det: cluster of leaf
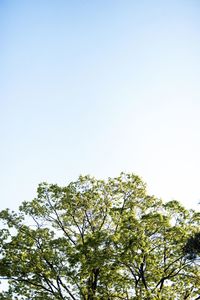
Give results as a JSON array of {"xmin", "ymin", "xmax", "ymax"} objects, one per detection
[
  {"xmin": 0, "ymin": 173, "xmax": 200, "ymax": 299},
  {"xmin": 183, "ymin": 232, "xmax": 200, "ymax": 260}
]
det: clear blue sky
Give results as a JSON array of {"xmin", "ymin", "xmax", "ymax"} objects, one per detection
[{"xmin": 1, "ymin": 0, "xmax": 200, "ymax": 210}]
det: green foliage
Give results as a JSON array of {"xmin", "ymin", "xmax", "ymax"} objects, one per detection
[
  {"xmin": 0, "ymin": 173, "xmax": 199, "ymax": 299},
  {"xmin": 184, "ymin": 232, "xmax": 200, "ymax": 259}
]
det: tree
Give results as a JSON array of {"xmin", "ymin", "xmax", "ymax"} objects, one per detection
[{"xmin": 0, "ymin": 173, "xmax": 200, "ymax": 299}]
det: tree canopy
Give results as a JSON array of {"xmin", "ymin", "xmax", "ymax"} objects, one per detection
[{"xmin": 0, "ymin": 173, "xmax": 200, "ymax": 299}]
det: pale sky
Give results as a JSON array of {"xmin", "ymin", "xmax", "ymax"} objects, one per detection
[{"xmin": 1, "ymin": 0, "xmax": 200, "ymax": 211}]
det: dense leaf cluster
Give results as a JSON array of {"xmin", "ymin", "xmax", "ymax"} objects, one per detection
[
  {"xmin": 184, "ymin": 232, "xmax": 200, "ymax": 260},
  {"xmin": 0, "ymin": 173, "xmax": 200, "ymax": 299}
]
